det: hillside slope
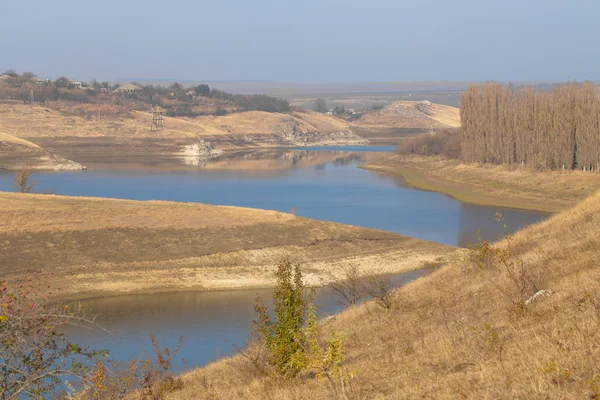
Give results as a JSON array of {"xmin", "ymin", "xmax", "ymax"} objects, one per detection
[
  {"xmin": 0, "ymin": 131, "xmax": 82, "ymax": 170},
  {"xmin": 0, "ymin": 102, "xmax": 367, "ymax": 166},
  {"xmin": 354, "ymin": 100, "xmax": 461, "ymax": 130},
  {"xmin": 173, "ymin": 192, "xmax": 600, "ymax": 399}
]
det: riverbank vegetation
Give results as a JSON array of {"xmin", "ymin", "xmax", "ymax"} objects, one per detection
[
  {"xmin": 396, "ymin": 82, "xmax": 600, "ymax": 171},
  {"xmin": 362, "ymin": 155, "xmax": 600, "ymax": 212},
  {"xmin": 461, "ymin": 82, "xmax": 600, "ymax": 170},
  {"xmin": 167, "ymin": 190, "xmax": 600, "ymax": 399}
]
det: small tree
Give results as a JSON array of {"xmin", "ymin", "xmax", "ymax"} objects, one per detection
[
  {"xmin": 333, "ymin": 106, "xmax": 346, "ymax": 116},
  {"xmin": 252, "ymin": 261, "xmax": 350, "ymax": 395},
  {"xmin": 314, "ymin": 98, "xmax": 328, "ymax": 113},
  {"xmin": 12, "ymin": 170, "xmax": 36, "ymax": 193},
  {"xmin": 54, "ymin": 76, "xmax": 70, "ymax": 88},
  {"xmin": 192, "ymin": 84, "xmax": 210, "ymax": 96},
  {"xmin": 3, "ymin": 69, "xmax": 19, "ymax": 78},
  {"xmin": 253, "ymin": 260, "xmax": 306, "ymax": 377}
]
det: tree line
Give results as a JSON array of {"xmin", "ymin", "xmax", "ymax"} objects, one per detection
[
  {"xmin": 0, "ymin": 70, "xmax": 290, "ymax": 116},
  {"xmin": 460, "ymin": 82, "xmax": 600, "ymax": 170}
]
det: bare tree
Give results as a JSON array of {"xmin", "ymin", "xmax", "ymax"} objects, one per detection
[
  {"xmin": 460, "ymin": 82, "xmax": 600, "ymax": 171},
  {"xmin": 329, "ymin": 263, "xmax": 366, "ymax": 306},
  {"xmin": 12, "ymin": 170, "xmax": 36, "ymax": 193}
]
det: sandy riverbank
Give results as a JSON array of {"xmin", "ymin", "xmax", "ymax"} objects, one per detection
[
  {"xmin": 0, "ymin": 192, "xmax": 461, "ymax": 301},
  {"xmin": 360, "ymin": 154, "xmax": 600, "ymax": 213}
]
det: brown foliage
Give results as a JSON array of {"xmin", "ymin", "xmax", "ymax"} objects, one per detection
[
  {"xmin": 460, "ymin": 82, "xmax": 600, "ymax": 170},
  {"xmin": 396, "ymin": 128, "xmax": 461, "ymax": 159}
]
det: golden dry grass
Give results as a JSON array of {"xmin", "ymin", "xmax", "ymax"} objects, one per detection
[
  {"xmin": 0, "ymin": 192, "xmax": 457, "ymax": 301},
  {"xmin": 0, "ymin": 102, "xmax": 349, "ymax": 141},
  {"xmin": 0, "ymin": 130, "xmax": 82, "ymax": 170},
  {"xmin": 0, "ymin": 102, "xmax": 360, "ymax": 169},
  {"xmin": 169, "ymin": 191, "xmax": 600, "ymax": 400},
  {"xmin": 353, "ymin": 101, "xmax": 461, "ymax": 130},
  {"xmin": 362, "ymin": 154, "xmax": 600, "ymax": 212}
]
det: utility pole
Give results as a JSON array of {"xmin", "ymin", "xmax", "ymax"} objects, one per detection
[{"xmin": 150, "ymin": 106, "xmax": 164, "ymax": 132}]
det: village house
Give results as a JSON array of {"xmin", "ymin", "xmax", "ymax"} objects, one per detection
[
  {"xmin": 31, "ymin": 76, "xmax": 49, "ymax": 85},
  {"xmin": 114, "ymin": 84, "xmax": 143, "ymax": 94},
  {"xmin": 69, "ymin": 79, "xmax": 82, "ymax": 89}
]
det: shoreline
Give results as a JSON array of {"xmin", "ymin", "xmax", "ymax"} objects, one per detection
[
  {"xmin": 55, "ymin": 264, "xmax": 440, "ymax": 303},
  {"xmin": 359, "ymin": 163, "xmax": 556, "ymax": 213},
  {"xmin": 359, "ymin": 155, "xmax": 600, "ymax": 213}
]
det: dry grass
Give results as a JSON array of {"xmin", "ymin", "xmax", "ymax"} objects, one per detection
[
  {"xmin": 0, "ymin": 130, "xmax": 82, "ymax": 170},
  {"xmin": 0, "ymin": 102, "xmax": 349, "ymax": 142},
  {"xmin": 168, "ymin": 191, "xmax": 600, "ymax": 400},
  {"xmin": 0, "ymin": 102, "xmax": 360, "ymax": 169},
  {"xmin": 353, "ymin": 101, "xmax": 460, "ymax": 130},
  {"xmin": 0, "ymin": 192, "xmax": 458, "ymax": 300},
  {"xmin": 361, "ymin": 154, "xmax": 600, "ymax": 212}
]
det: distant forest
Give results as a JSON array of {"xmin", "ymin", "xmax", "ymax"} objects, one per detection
[{"xmin": 460, "ymin": 82, "xmax": 600, "ymax": 170}]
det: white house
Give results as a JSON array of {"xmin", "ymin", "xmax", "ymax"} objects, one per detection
[
  {"xmin": 69, "ymin": 79, "xmax": 82, "ymax": 89},
  {"xmin": 114, "ymin": 84, "xmax": 143, "ymax": 94}
]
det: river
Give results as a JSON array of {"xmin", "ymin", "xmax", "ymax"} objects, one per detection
[{"xmin": 0, "ymin": 146, "xmax": 548, "ymax": 372}]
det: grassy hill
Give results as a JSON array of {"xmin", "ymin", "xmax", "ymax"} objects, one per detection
[
  {"xmin": 353, "ymin": 100, "xmax": 461, "ymax": 130},
  {"xmin": 0, "ymin": 192, "xmax": 457, "ymax": 301},
  {"xmin": 0, "ymin": 102, "xmax": 366, "ymax": 169},
  {"xmin": 0, "ymin": 131, "xmax": 82, "ymax": 170},
  {"xmin": 170, "ymin": 190, "xmax": 600, "ymax": 399}
]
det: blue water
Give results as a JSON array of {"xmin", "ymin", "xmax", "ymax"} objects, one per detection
[
  {"xmin": 1, "ymin": 145, "xmax": 550, "ymax": 383},
  {"xmin": 0, "ymin": 148, "xmax": 546, "ymax": 247},
  {"xmin": 66, "ymin": 269, "xmax": 431, "ymax": 373}
]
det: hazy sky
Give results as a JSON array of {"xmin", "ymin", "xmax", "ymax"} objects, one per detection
[{"xmin": 1, "ymin": 0, "xmax": 598, "ymax": 83}]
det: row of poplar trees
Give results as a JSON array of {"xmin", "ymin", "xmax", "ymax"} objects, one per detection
[{"xmin": 460, "ymin": 82, "xmax": 600, "ymax": 170}]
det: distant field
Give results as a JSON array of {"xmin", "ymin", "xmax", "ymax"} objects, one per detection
[{"xmin": 0, "ymin": 192, "xmax": 458, "ymax": 300}]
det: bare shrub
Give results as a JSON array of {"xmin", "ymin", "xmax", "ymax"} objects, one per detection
[
  {"xmin": 77, "ymin": 334, "xmax": 184, "ymax": 399},
  {"xmin": 364, "ymin": 277, "xmax": 395, "ymax": 311},
  {"xmin": 396, "ymin": 128, "xmax": 461, "ymax": 159},
  {"xmin": 470, "ymin": 213, "xmax": 542, "ymax": 313},
  {"xmin": 12, "ymin": 169, "xmax": 36, "ymax": 193},
  {"xmin": 329, "ymin": 263, "xmax": 366, "ymax": 307},
  {"xmin": 0, "ymin": 279, "xmax": 106, "ymax": 399}
]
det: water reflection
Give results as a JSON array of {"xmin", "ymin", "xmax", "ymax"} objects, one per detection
[
  {"xmin": 65, "ymin": 269, "xmax": 431, "ymax": 371},
  {"xmin": 456, "ymin": 203, "xmax": 546, "ymax": 247},
  {"xmin": 0, "ymin": 147, "xmax": 548, "ymax": 247}
]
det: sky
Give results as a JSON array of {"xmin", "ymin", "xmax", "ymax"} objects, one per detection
[{"xmin": 1, "ymin": 0, "xmax": 599, "ymax": 83}]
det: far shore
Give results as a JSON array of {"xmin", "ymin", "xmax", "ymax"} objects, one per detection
[{"xmin": 360, "ymin": 154, "xmax": 600, "ymax": 213}]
